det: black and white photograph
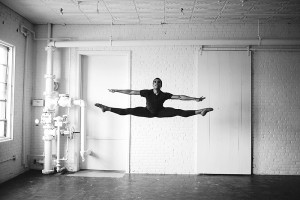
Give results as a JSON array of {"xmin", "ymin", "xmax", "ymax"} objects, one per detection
[{"xmin": 0, "ymin": 0, "xmax": 300, "ymax": 199}]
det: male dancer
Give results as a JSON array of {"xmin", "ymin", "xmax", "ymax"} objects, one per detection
[{"xmin": 95, "ymin": 78, "xmax": 213, "ymax": 118}]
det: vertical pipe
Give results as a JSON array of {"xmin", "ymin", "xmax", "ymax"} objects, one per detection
[
  {"xmin": 45, "ymin": 23, "xmax": 54, "ymax": 95},
  {"xmin": 73, "ymin": 99, "xmax": 87, "ymax": 162},
  {"xmin": 44, "ymin": 137, "xmax": 52, "ymax": 171},
  {"xmin": 47, "ymin": 23, "xmax": 51, "ymax": 44},
  {"xmin": 22, "ymin": 32, "xmax": 30, "ymax": 167},
  {"xmin": 45, "ymin": 47, "xmax": 54, "ymax": 95},
  {"xmin": 42, "ymin": 130, "xmax": 54, "ymax": 174},
  {"xmin": 128, "ymin": 52, "xmax": 132, "ymax": 173},
  {"xmin": 42, "ymin": 23, "xmax": 55, "ymax": 174},
  {"xmin": 80, "ymin": 103, "xmax": 85, "ymax": 161},
  {"xmin": 68, "ymin": 48, "xmax": 71, "ymax": 94},
  {"xmin": 56, "ymin": 124, "xmax": 61, "ymax": 171}
]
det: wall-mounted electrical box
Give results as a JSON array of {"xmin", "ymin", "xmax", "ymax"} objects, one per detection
[{"xmin": 32, "ymin": 99, "xmax": 44, "ymax": 107}]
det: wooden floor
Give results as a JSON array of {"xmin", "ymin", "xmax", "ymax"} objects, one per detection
[{"xmin": 1, "ymin": 170, "xmax": 300, "ymax": 200}]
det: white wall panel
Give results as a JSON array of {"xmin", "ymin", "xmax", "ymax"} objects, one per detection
[
  {"xmin": 197, "ymin": 51, "xmax": 251, "ymax": 174},
  {"xmin": 80, "ymin": 53, "xmax": 130, "ymax": 172}
]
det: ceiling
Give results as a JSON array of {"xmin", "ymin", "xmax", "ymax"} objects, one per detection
[{"xmin": 1, "ymin": 0, "xmax": 300, "ymax": 25}]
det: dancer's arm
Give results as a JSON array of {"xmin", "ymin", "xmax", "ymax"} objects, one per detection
[
  {"xmin": 108, "ymin": 89, "xmax": 140, "ymax": 95},
  {"xmin": 171, "ymin": 95, "xmax": 205, "ymax": 102}
]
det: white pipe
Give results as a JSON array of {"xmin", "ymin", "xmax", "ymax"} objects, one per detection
[
  {"xmin": 42, "ymin": 130, "xmax": 54, "ymax": 174},
  {"xmin": 47, "ymin": 23, "xmax": 52, "ymax": 44},
  {"xmin": 22, "ymin": 32, "xmax": 30, "ymax": 168},
  {"xmin": 73, "ymin": 99, "xmax": 88, "ymax": 162},
  {"xmin": 68, "ymin": 48, "xmax": 71, "ymax": 94},
  {"xmin": 60, "ymin": 134, "xmax": 69, "ymax": 161},
  {"xmin": 48, "ymin": 39, "xmax": 300, "ymax": 48},
  {"xmin": 42, "ymin": 24, "xmax": 55, "ymax": 175},
  {"xmin": 45, "ymin": 47, "xmax": 55, "ymax": 95},
  {"xmin": 201, "ymin": 47, "xmax": 300, "ymax": 52},
  {"xmin": 55, "ymin": 118, "xmax": 62, "ymax": 172}
]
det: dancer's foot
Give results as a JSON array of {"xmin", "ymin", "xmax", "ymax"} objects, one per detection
[
  {"xmin": 200, "ymin": 108, "xmax": 213, "ymax": 116},
  {"xmin": 95, "ymin": 103, "xmax": 110, "ymax": 112}
]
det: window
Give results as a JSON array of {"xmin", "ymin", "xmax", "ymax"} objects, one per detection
[{"xmin": 0, "ymin": 41, "xmax": 14, "ymax": 141}]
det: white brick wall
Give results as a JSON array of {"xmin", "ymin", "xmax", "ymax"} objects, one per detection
[
  {"xmin": 0, "ymin": 3, "xmax": 34, "ymax": 183},
  {"xmin": 51, "ymin": 24, "xmax": 300, "ymax": 40},
  {"xmin": 31, "ymin": 23, "xmax": 300, "ymax": 174},
  {"xmin": 130, "ymin": 46, "xmax": 196, "ymax": 174},
  {"xmin": 252, "ymin": 52, "xmax": 300, "ymax": 175}
]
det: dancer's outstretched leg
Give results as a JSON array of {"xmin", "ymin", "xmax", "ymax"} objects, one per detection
[
  {"xmin": 157, "ymin": 107, "xmax": 213, "ymax": 118},
  {"xmin": 95, "ymin": 104, "xmax": 213, "ymax": 118},
  {"xmin": 95, "ymin": 103, "xmax": 154, "ymax": 118}
]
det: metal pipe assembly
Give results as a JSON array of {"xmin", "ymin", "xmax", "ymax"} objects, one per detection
[
  {"xmin": 41, "ymin": 92, "xmax": 89, "ymax": 173},
  {"xmin": 40, "ymin": 24, "xmax": 90, "ymax": 174}
]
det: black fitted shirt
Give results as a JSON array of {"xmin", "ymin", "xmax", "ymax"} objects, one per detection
[{"xmin": 140, "ymin": 89, "xmax": 173, "ymax": 114}]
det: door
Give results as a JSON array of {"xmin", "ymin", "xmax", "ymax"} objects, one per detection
[
  {"xmin": 81, "ymin": 52, "xmax": 130, "ymax": 172},
  {"xmin": 197, "ymin": 51, "xmax": 251, "ymax": 174}
]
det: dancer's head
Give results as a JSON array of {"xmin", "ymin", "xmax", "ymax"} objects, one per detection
[{"xmin": 153, "ymin": 78, "xmax": 162, "ymax": 90}]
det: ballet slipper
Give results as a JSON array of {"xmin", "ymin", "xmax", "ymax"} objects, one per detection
[
  {"xmin": 200, "ymin": 108, "xmax": 213, "ymax": 116},
  {"xmin": 95, "ymin": 103, "xmax": 108, "ymax": 112}
]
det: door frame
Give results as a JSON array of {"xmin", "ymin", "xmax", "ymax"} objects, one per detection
[{"xmin": 76, "ymin": 50, "xmax": 132, "ymax": 173}]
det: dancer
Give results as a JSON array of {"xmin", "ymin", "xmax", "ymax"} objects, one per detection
[{"xmin": 95, "ymin": 78, "xmax": 213, "ymax": 118}]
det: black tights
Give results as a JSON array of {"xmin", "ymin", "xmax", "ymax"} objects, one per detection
[{"xmin": 110, "ymin": 107, "xmax": 196, "ymax": 118}]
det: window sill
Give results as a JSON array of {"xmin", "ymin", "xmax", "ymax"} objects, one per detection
[{"xmin": 0, "ymin": 137, "xmax": 13, "ymax": 143}]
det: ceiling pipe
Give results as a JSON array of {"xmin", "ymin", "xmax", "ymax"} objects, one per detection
[{"xmin": 48, "ymin": 39, "xmax": 300, "ymax": 48}]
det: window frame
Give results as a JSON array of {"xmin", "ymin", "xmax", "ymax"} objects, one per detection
[{"xmin": 0, "ymin": 40, "xmax": 15, "ymax": 142}]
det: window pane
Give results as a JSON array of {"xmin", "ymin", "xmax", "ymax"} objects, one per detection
[
  {"xmin": 0, "ymin": 45, "xmax": 8, "ymax": 65},
  {"xmin": 0, "ymin": 64, "xmax": 7, "ymax": 83},
  {"xmin": 0, "ymin": 83, "xmax": 6, "ymax": 100},
  {"xmin": 0, "ymin": 42, "xmax": 11, "ymax": 141},
  {"xmin": 0, "ymin": 121, "xmax": 5, "ymax": 137},
  {"xmin": 0, "ymin": 101, "xmax": 5, "ymax": 119}
]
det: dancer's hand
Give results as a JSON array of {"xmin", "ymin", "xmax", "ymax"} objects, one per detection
[
  {"xmin": 108, "ymin": 89, "xmax": 117, "ymax": 93},
  {"xmin": 196, "ymin": 96, "xmax": 205, "ymax": 102}
]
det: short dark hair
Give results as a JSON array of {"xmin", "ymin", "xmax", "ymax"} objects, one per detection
[{"xmin": 153, "ymin": 78, "xmax": 162, "ymax": 83}]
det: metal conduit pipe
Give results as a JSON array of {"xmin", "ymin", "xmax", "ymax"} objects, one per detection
[
  {"xmin": 73, "ymin": 99, "xmax": 91, "ymax": 162},
  {"xmin": 54, "ymin": 116, "xmax": 63, "ymax": 172},
  {"xmin": 22, "ymin": 31, "xmax": 30, "ymax": 168},
  {"xmin": 42, "ymin": 24, "xmax": 56, "ymax": 174},
  {"xmin": 201, "ymin": 48, "xmax": 300, "ymax": 52},
  {"xmin": 48, "ymin": 39, "xmax": 300, "ymax": 48}
]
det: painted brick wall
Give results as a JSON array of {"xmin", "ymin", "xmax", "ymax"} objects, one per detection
[
  {"xmin": 0, "ymin": 3, "xmax": 34, "ymax": 183},
  {"xmin": 252, "ymin": 52, "xmax": 300, "ymax": 175},
  {"xmin": 31, "ymin": 23, "xmax": 300, "ymax": 174},
  {"xmin": 130, "ymin": 46, "xmax": 197, "ymax": 174},
  {"xmin": 51, "ymin": 23, "xmax": 300, "ymax": 40}
]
